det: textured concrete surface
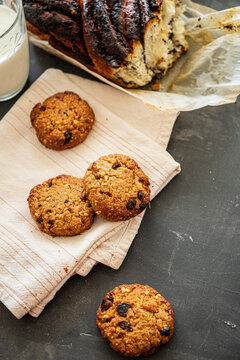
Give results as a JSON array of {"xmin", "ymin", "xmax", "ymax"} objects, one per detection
[{"xmin": 0, "ymin": 1, "xmax": 240, "ymax": 359}]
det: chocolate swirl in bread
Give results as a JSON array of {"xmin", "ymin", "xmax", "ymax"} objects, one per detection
[
  {"xmin": 24, "ymin": 0, "xmax": 93, "ymax": 67},
  {"xmin": 23, "ymin": 0, "xmax": 188, "ymax": 88}
]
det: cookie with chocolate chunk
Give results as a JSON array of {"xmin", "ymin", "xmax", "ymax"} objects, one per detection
[
  {"xmin": 96, "ymin": 284, "xmax": 174, "ymax": 357},
  {"xmin": 83, "ymin": 154, "xmax": 150, "ymax": 222},
  {"xmin": 30, "ymin": 91, "xmax": 95, "ymax": 150},
  {"xmin": 28, "ymin": 175, "xmax": 94, "ymax": 236}
]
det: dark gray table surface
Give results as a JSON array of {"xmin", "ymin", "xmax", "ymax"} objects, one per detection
[{"xmin": 0, "ymin": 1, "xmax": 240, "ymax": 359}]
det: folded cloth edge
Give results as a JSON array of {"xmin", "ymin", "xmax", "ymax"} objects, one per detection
[
  {"xmin": 0, "ymin": 68, "xmax": 180, "ymax": 318},
  {"xmin": 29, "ymin": 162, "xmax": 180, "ymax": 318}
]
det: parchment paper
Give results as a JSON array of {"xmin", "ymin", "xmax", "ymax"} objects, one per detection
[{"xmin": 27, "ymin": 0, "xmax": 240, "ymax": 112}]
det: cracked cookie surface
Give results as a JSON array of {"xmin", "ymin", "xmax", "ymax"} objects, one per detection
[
  {"xmin": 83, "ymin": 154, "xmax": 150, "ymax": 222},
  {"xmin": 28, "ymin": 175, "xmax": 94, "ymax": 236},
  {"xmin": 96, "ymin": 284, "xmax": 174, "ymax": 357},
  {"xmin": 30, "ymin": 91, "xmax": 95, "ymax": 150}
]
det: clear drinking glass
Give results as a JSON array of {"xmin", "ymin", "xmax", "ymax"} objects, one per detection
[{"xmin": 0, "ymin": 0, "xmax": 29, "ymax": 101}]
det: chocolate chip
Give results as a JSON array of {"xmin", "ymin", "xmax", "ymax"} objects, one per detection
[
  {"xmin": 40, "ymin": 105, "xmax": 46, "ymax": 111},
  {"xmin": 112, "ymin": 163, "xmax": 121, "ymax": 169},
  {"xmin": 104, "ymin": 319, "xmax": 111, "ymax": 323},
  {"xmin": 48, "ymin": 181, "xmax": 52, "ymax": 187},
  {"xmin": 91, "ymin": 162, "xmax": 96, "ymax": 170},
  {"xmin": 157, "ymin": 69, "xmax": 165, "ymax": 77},
  {"xmin": 63, "ymin": 110, "xmax": 68, "ymax": 117},
  {"xmin": 108, "ymin": 295, "xmax": 113, "ymax": 302},
  {"xmin": 126, "ymin": 200, "xmax": 136, "ymax": 210},
  {"xmin": 64, "ymin": 200, "xmax": 69, "ymax": 203},
  {"xmin": 138, "ymin": 191, "xmax": 143, "ymax": 200},
  {"xmin": 118, "ymin": 321, "xmax": 133, "ymax": 332},
  {"xmin": 160, "ymin": 327, "xmax": 170, "ymax": 336},
  {"xmin": 38, "ymin": 203, "xmax": 42, "ymax": 207},
  {"xmin": 168, "ymin": 48, "xmax": 177, "ymax": 55},
  {"xmin": 64, "ymin": 130, "xmax": 72, "ymax": 144},
  {"xmin": 45, "ymin": 209, "xmax": 53, "ymax": 213},
  {"xmin": 48, "ymin": 220, "xmax": 55, "ymax": 234},
  {"xmin": 117, "ymin": 303, "xmax": 132, "ymax": 317},
  {"xmin": 169, "ymin": 32, "xmax": 173, "ymax": 40},
  {"xmin": 101, "ymin": 298, "xmax": 112, "ymax": 312},
  {"xmin": 100, "ymin": 190, "xmax": 112, "ymax": 197},
  {"xmin": 139, "ymin": 203, "xmax": 147, "ymax": 210},
  {"xmin": 105, "ymin": 337, "xmax": 110, "ymax": 344},
  {"xmin": 36, "ymin": 216, "xmax": 43, "ymax": 223},
  {"xmin": 81, "ymin": 194, "xmax": 87, "ymax": 202}
]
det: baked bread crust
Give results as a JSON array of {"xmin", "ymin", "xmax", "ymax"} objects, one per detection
[
  {"xmin": 24, "ymin": 0, "xmax": 94, "ymax": 68},
  {"xmin": 23, "ymin": 0, "xmax": 188, "ymax": 88}
]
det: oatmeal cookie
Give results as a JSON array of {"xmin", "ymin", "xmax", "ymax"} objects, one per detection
[
  {"xmin": 83, "ymin": 154, "xmax": 150, "ymax": 221},
  {"xmin": 96, "ymin": 284, "xmax": 174, "ymax": 357},
  {"xmin": 28, "ymin": 175, "xmax": 94, "ymax": 236},
  {"xmin": 30, "ymin": 91, "xmax": 95, "ymax": 150}
]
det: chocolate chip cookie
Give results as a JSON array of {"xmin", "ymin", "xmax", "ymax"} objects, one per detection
[
  {"xmin": 96, "ymin": 284, "xmax": 174, "ymax": 357},
  {"xmin": 30, "ymin": 91, "xmax": 95, "ymax": 150},
  {"xmin": 28, "ymin": 175, "xmax": 94, "ymax": 236},
  {"xmin": 83, "ymin": 154, "xmax": 150, "ymax": 221}
]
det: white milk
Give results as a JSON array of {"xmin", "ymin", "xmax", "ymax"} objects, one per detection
[{"xmin": 0, "ymin": 5, "xmax": 29, "ymax": 98}]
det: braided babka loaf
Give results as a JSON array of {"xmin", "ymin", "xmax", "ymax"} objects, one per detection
[{"xmin": 23, "ymin": 0, "xmax": 188, "ymax": 88}]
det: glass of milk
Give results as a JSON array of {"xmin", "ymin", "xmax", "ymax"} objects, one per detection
[{"xmin": 0, "ymin": 0, "xmax": 29, "ymax": 101}]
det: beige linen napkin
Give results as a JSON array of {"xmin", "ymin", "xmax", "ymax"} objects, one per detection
[
  {"xmin": 0, "ymin": 69, "xmax": 179, "ymax": 318},
  {"xmin": 67, "ymin": 73, "xmax": 178, "ymax": 278}
]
